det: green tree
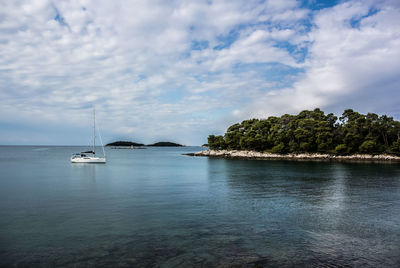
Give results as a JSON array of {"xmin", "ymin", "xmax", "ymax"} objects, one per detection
[
  {"xmin": 208, "ymin": 135, "xmax": 227, "ymax": 150},
  {"xmin": 334, "ymin": 144, "xmax": 348, "ymax": 155},
  {"xmin": 224, "ymin": 123, "xmax": 244, "ymax": 150},
  {"xmin": 389, "ymin": 139, "xmax": 400, "ymax": 155},
  {"xmin": 359, "ymin": 140, "xmax": 377, "ymax": 154},
  {"xmin": 271, "ymin": 142, "xmax": 286, "ymax": 153}
]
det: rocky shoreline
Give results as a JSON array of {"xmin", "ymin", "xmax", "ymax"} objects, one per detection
[{"xmin": 186, "ymin": 150, "xmax": 400, "ymax": 162}]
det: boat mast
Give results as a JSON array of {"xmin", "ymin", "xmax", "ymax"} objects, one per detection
[{"xmin": 93, "ymin": 108, "xmax": 96, "ymax": 154}]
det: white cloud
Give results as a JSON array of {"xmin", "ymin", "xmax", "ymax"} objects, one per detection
[
  {"xmin": 0, "ymin": 0, "xmax": 399, "ymax": 145},
  {"xmin": 244, "ymin": 0, "xmax": 400, "ymax": 119}
]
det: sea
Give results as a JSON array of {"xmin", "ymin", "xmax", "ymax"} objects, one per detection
[{"xmin": 0, "ymin": 146, "xmax": 399, "ymax": 267}]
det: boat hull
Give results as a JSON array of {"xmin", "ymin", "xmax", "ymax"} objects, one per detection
[{"xmin": 71, "ymin": 157, "xmax": 106, "ymax": 163}]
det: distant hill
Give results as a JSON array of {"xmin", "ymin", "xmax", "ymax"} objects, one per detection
[
  {"xmin": 147, "ymin": 142, "xmax": 183, "ymax": 147},
  {"xmin": 106, "ymin": 141, "xmax": 144, "ymax": 146}
]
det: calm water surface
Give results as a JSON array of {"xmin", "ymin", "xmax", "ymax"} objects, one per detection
[{"xmin": 0, "ymin": 146, "xmax": 400, "ymax": 267}]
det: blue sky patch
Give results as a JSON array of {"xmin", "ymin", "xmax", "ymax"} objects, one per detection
[
  {"xmin": 191, "ymin": 40, "xmax": 209, "ymax": 50},
  {"xmin": 301, "ymin": 0, "xmax": 342, "ymax": 10},
  {"xmin": 232, "ymin": 62, "xmax": 304, "ymax": 89},
  {"xmin": 213, "ymin": 29, "xmax": 241, "ymax": 50},
  {"xmin": 54, "ymin": 8, "xmax": 68, "ymax": 27},
  {"xmin": 350, "ymin": 7, "xmax": 379, "ymax": 28}
]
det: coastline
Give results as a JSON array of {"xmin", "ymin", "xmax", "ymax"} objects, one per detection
[{"xmin": 186, "ymin": 150, "xmax": 400, "ymax": 163}]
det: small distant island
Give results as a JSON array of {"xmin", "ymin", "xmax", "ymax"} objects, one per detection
[
  {"xmin": 106, "ymin": 141, "xmax": 183, "ymax": 147},
  {"xmin": 147, "ymin": 142, "xmax": 183, "ymax": 147},
  {"xmin": 106, "ymin": 141, "xmax": 144, "ymax": 147},
  {"xmin": 190, "ymin": 108, "xmax": 400, "ymax": 162}
]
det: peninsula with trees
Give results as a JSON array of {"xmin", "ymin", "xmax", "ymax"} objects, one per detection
[{"xmin": 192, "ymin": 108, "xmax": 400, "ymax": 161}]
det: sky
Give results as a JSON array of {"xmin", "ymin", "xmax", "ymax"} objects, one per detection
[{"xmin": 0, "ymin": 0, "xmax": 399, "ymax": 145}]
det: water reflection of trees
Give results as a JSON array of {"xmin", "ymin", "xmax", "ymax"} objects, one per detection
[
  {"xmin": 205, "ymin": 158, "xmax": 400, "ymax": 266},
  {"xmin": 207, "ymin": 158, "xmax": 335, "ymax": 201},
  {"xmin": 206, "ymin": 157, "xmax": 400, "ymax": 234},
  {"xmin": 207, "ymin": 158, "xmax": 400, "ymax": 204}
]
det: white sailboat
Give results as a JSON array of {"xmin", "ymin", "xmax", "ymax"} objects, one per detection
[{"xmin": 71, "ymin": 109, "xmax": 106, "ymax": 163}]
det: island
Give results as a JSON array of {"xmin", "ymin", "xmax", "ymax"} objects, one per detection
[
  {"xmin": 106, "ymin": 141, "xmax": 184, "ymax": 148},
  {"xmin": 106, "ymin": 141, "xmax": 144, "ymax": 147},
  {"xmin": 188, "ymin": 108, "xmax": 400, "ymax": 162},
  {"xmin": 146, "ymin": 142, "xmax": 183, "ymax": 147}
]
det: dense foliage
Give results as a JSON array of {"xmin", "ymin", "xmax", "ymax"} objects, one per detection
[{"xmin": 207, "ymin": 109, "xmax": 400, "ymax": 155}]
